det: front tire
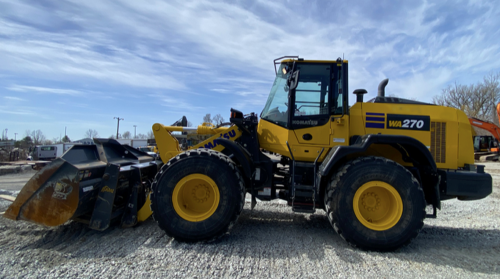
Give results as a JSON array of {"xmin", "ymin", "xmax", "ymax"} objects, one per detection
[
  {"xmin": 150, "ymin": 149, "xmax": 245, "ymax": 242},
  {"xmin": 324, "ymin": 156, "xmax": 426, "ymax": 251}
]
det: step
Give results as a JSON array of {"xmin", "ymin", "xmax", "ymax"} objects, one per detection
[
  {"xmin": 294, "ymin": 184, "xmax": 314, "ymax": 190},
  {"xmin": 294, "ymin": 190, "xmax": 315, "ymax": 198},
  {"xmin": 295, "ymin": 162, "xmax": 315, "ymax": 168},
  {"xmin": 292, "ymin": 205, "xmax": 315, "ymax": 214}
]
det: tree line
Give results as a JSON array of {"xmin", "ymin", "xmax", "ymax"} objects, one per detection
[
  {"xmin": 433, "ymin": 73, "xmax": 500, "ymax": 123},
  {"xmin": 202, "ymin": 113, "xmax": 225, "ymax": 126},
  {"xmin": 3, "ymin": 129, "xmax": 156, "ymax": 148},
  {"xmin": 3, "ymin": 113, "xmax": 224, "ymax": 147}
]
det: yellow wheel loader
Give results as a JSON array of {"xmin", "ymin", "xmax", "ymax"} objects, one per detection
[{"xmin": 4, "ymin": 57, "xmax": 492, "ymax": 251}]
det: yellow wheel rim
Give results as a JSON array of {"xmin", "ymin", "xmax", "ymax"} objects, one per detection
[
  {"xmin": 172, "ymin": 174, "xmax": 220, "ymax": 222},
  {"xmin": 353, "ymin": 181, "xmax": 403, "ymax": 231}
]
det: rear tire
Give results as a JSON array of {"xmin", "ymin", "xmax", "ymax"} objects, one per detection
[
  {"xmin": 324, "ymin": 156, "xmax": 426, "ymax": 251},
  {"xmin": 150, "ymin": 149, "xmax": 245, "ymax": 242}
]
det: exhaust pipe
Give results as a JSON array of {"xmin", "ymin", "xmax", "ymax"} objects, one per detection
[{"xmin": 378, "ymin": 79, "xmax": 389, "ymax": 97}]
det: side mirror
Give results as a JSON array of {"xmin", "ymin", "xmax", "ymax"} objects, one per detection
[{"xmin": 287, "ymin": 70, "xmax": 300, "ymax": 91}]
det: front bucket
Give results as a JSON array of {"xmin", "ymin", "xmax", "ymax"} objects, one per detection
[
  {"xmin": 4, "ymin": 158, "xmax": 81, "ymax": 226},
  {"xmin": 4, "ymin": 138, "xmax": 160, "ymax": 229}
]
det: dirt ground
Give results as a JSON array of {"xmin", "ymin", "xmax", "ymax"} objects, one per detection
[
  {"xmin": 0, "ymin": 169, "xmax": 37, "ymax": 191},
  {"xmin": 0, "ymin": 163, "xmax": 499, "ymax": 278}
]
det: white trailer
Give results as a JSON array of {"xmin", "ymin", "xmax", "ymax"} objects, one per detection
[
  {"xmin": 115, "ymin": 139, "xmax": 148, "ymax": 148},
  {"xmin": 28, "ymin": 143, "xmax": 78, "ymax": 161}
]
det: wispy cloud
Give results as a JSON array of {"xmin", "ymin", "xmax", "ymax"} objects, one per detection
[
  {"xmin": 4, "ymin": 96, "xmax": 25, "ymax": 101},
  {"xmin": 211, "ymin": 89, "xmax": 230, "ymax": 93},
  {"xmin": 7, "ymin": 85, "xmax": 82, "ymax": 95},
  {"xmin": 0, "ymin": 106, "xmax": 35, "ymax": 116},
  {"xmin": 159, "ymin": 95, "xmax": 206, "ymax": 112}
]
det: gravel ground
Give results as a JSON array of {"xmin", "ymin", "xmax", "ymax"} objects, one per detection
[{"xmin": 0, "ymin": 163, "xmax": 499, "ymax": 278}]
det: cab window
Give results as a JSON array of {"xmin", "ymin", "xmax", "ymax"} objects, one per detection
[
  {"xmin": 294, "ymin": 78, "xmax": 329, "ymax": 116},
  {"xmin": 293, "ymin": 64, "xmax": 331, "ymax": 117}
]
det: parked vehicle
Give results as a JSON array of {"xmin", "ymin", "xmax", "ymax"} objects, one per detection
[{"xmin": 27, "ymin": 144, "xmax": 76, "ymax": 161}]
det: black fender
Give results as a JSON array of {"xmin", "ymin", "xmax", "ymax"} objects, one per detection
[
  {"xmin": 318, "ymin": 134, "xmax": 440, "ymax": 209},
  {"xmin": 215, "ymin": 138, "xmax": 253, "ymax": 180}
]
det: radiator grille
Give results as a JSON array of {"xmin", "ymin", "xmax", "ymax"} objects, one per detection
[{"xmin": 430, "ymin": 122, "xmax": 446, "ymax": 163}]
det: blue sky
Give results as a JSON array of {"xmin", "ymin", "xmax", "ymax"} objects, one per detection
[{"xmin": 1, "ymin": 0, "xmax": 499, "ymax": 141}]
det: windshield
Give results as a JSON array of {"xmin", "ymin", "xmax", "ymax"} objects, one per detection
[
  {"xmin": 261, "ymin": 63, "xmax": 291, "ymax": 127},
  {"xmin": 139, "ymin": 147, "xmax": 152, "ymax": 152}
]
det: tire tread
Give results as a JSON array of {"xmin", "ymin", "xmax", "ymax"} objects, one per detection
[{"xmin": 324, "ymin": 156, "xmax": 426, "ymax": 251}]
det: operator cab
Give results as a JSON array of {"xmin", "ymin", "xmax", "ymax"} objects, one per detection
[
  {"xmin": 258, "ymin": 57, "xmax": 349, "ymax": 161},
  {"xmin": 261, "ymin": 58, "xmax": 348, "ymax": 130}
]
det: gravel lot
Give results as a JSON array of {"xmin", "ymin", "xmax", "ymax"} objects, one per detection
[{"xmin": 0, "ymin": 163, "xmax": 499, "ymax": 278}]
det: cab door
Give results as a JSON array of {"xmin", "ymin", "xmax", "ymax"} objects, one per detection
[{"xmin": 292, "ymin": 63, "xmax": 332, "ymax": 146}]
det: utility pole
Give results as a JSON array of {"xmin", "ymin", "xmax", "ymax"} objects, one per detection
[
  {"xmin": 4, "ymin": 129, "xmax": 7, "ymax": 140},
  {"xmin": 133, "ymin": 125, "xmax": 137, "ymax": 139},
  {"xmin": 114, "ymin": 117, "xmax": 124, "ymax": 139},
  {"xmin": 14, "ymin": 133, "xmax": 18, "ymax": 141}
]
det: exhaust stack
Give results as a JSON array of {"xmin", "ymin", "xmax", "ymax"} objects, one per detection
[{"xmin": 378, "ymin": 79, "xmax": 389, "ymax": 97}]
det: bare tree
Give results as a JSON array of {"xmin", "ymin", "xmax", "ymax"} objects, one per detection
[
  {"xmin": 122, "ymin": 131, "xmax": 131, "ymax": 139},
  {"xmin": 23, "ymin": 130, "xmax": 29, "ymax": 143},
  {"xmin": 109, "ymin": 134, "xmax": 115, "ymax": 139},
  {"xmin": 44, "ymin": 139, "xmax": 53, "ymax": 145},
  {"xmin": 212, "ymin": 114, "xmax": 225, "ymax": 125},
  {"xmin": 433, "ymin": 73, "xmax": 500, "ymax": 123},
  {"xmin": 21, "ymin": 136, "xmax": 32, "ymax": 144},
  {"xmin": 85, "ymin": 129, "xmax": 99, "ymax": 139},
  {"xmin": 187, "ymin": 121, "xmax": 193, "ymax": 127},
  {"xmin": 147, "ymin": 131, "xmax": 154, "ymax": 139},
  {"xmin": 26, "ymin": 130, "xmax": 45, "ymax": 145},
  {"xmin": 17, "ymin": 136, "xmax": 32, "ymax": 149},
  {"xmin": 62, "ymin": 135, "xmax": 71, "ymax": 143},
  {"xmin": 136, "ymin": 133, "xmax": 147, "ymax": 139},
  {"xmin": 202, "ymin": 113, "xmax": 212, "ymax": 124}
]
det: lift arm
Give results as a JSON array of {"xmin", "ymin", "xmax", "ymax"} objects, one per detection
[{"xmin": 152, "ymin": 123, "xmax": 242, "ymax": 162}]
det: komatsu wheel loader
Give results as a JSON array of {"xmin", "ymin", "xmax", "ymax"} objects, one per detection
[{"xmin": 4, "ymin": 57, "xmax": 492, "ymax": 251}]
